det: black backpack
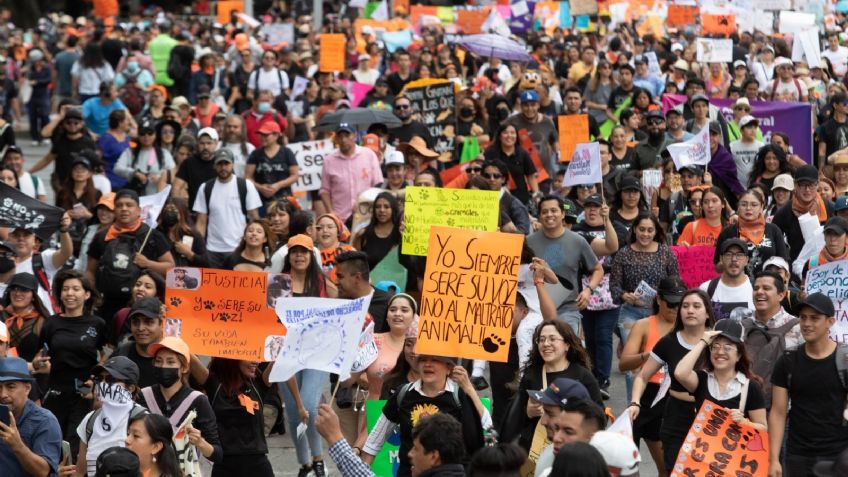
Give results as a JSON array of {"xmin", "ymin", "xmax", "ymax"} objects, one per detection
[
  {"xmin": 166, "ymin": 51, "xmax": 184, "ymax": 81},
  {"xmin": 96, "ymin": 230, "xmax": 143, "ymax": 295},
  {"xmin": 203, "ymin": 177, "xmax": 249, "ymax": 218},
  {"xmin": 741, "ymin": 317, "xmax": 800, "ymax": 409}
]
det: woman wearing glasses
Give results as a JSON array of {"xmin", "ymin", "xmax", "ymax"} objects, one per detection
[
  {"xmin": 114, "ymin": 120, "xmax": 175, "ymax": 196},
  {"xmin": 483, "ymin": 123, "xmax": 538, "ymax": 205}
]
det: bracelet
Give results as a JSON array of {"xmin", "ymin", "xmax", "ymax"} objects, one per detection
[
  {"xmin": 700, "ymin": 338, "xmax": 710, "ymax": 346},
  {"xmin": 533, "ymin": 278, "xmax": 545, "ymax": 286},
  {"xmin": 628, "ymin": 402, "xmax": 641, "ymax": 408}
]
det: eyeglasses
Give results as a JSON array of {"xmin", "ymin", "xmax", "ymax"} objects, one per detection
[
  {"xmin": 467, "ymin": 167, "xmax": 482, "ymax": 173},
  {"xmin": 482, "ymin": 172, "xmax": 503, "ymax": 179},
  {"xmin": 797, "ymin": 182, "xmax": 818, "ymax": 190},
  {"xmin": 735, "ymin": 107, "xmax": 751, "ymax": 112},
  {"xmin": 722, "ymin": 252, "xmax": 747, "ymax": 261},
  {"xmin": 647, "ymin": 119, "xmax": 664, "ymax": 125},
  {"xmin": 710, "ymin": 343, "xmax": 736, "ymax": 353},
  {"xmin": 536, "ymin": 336, "xmax": 564, "ymax": 344},
  {"xmin": 140, "ymin": 131, "xmax": 155, "ymax": 136}
]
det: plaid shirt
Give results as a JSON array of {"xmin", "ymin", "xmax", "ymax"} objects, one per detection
[{"xmin": 328, "ymin": 438, "xmax": 376, "ymax": 477}]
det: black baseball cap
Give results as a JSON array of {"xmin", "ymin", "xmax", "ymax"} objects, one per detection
[
  {"xmin": 95, "ymin": 446, "xmax": 140, "ymax": 477},
  {"xmin": 3, "ymin": 145, "xmax": 22, "ymax": 157},
  {"xmin": 128, "ymin": 297, "xmax": 162, "ymax": 320},
  {"xmin": 720, "ymin": 238, "xmax": 748, "ymax": 255},
  {"xmin": 798, "ymin": 292, "xmax": 835, "ymax": 316},
  {"xmin": 708, "ymin": 121, "xmax": 722, "ymax": 134},
  {"xmin": 562, "ymin": 198, "xmax": 578, "ymax": 224},
  {"xmin": 92, "ymin": 356, "xmax": 140, "ymax": 385},
  {"xmin": 645, "ymin": 109, "xmax": 664, "ymax": 121},
  {"xmin": 64, "ymin": 108, "xmax": 83, "ymax": 121},
  {"xmin": 0, "ymin": 241, "xmax": 17, "ymax": 256},
  {"xmin": 679, "ymin": 164, "xmax": 705, "ymax": 176},
  {"xmin": 824, "ymin": 217, "xmax": 848, "ymax": 235},
  {"xmin": 583, "ymin": 193, "xmax": 603, "ymax": 206},
  {"xmin": 793, "ymin": 164, "xmax": 819, "ymax": 184},
  {"xmin": 529, "ymin": 377, "xmax": 590, "ymax": 407},
  {"xmin": 620, "ymin": 175, "xmax": 641, "ymax": 191},
  {"xmin": 7, "ymin": 273, "xmax": 38, "ymax": 292},
  {"xmin": 657, "ymin": 276, "xmax": 687, "ymax": 305},
  {"xmin": 115, "ymin": 189, "xmax": 140, "ymax": 204},
  {"xmin": 714, "ymin": 319, "xmax": 744, "ymax": 344}
]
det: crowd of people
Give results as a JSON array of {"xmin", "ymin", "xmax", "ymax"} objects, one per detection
[{"xmin": 1, "ymin": 2, "xmax": 848, "ymax": 477}]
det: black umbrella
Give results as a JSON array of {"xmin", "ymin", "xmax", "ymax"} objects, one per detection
[{"xmin": 313, "ymin": 107, "xmax": 403, "ymax": 133}]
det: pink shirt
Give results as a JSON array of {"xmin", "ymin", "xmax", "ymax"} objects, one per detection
[{"xmin": 320, "ymin": 145, "xmax": 383, "ymax": 220}]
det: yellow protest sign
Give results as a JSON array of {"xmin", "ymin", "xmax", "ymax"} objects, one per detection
[
  {"xmin": 401, "ymin": 187, "xmax": 500, "ymax": 256},
  {"xmin": 417, "ymin": 227, "xmax": 523, "ymax": 362}
]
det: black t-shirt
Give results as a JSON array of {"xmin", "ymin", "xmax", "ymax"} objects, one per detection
[
  {"xmin": 386, "ymin": 71, "xmax": 419, "ymax": 96},
  {"xmin": 572, "ymin": 221, "xmax": 629, "ymax": 266},
  {"xmin": 712, "ymin": 224, "xmax": 789, "ymax": 278},
  {"xmin": 651, "ymin": 332, "xmax": 699, "ymax": 437},
  {"xmin": 693, "ymin": 370, "xmax": 766, "ymax": 415},
  {"xmin": 388, "ymin": 121, "xmax": 434, "ymax": 149},
  {"xmin": 246, "ymin": 145, "xmax": 298, "ymax": 199},
  {"xmin": 51, "ymin": 133, "xmax": 98, "ymax": 183},
  {"xmin": 819, "ymin": 117, "xmax": 848, "ymax": 158},
  {"xmin": 772, "ymin": 345, "xmax": 848, "ymax": 456},
  {"xmin": 483, "ymin": 146, "xmax": 536, "ymax": 204},
  {"xmin": 176, "ymin": 155, "xmax": 217, "ymax": 209},
  {"xmin": 113, "ymin": 342, "xmax": 156, "ymax": 389},
  {"xmin": 607, "ymin": 85, "xmax": 635, "ymax": 111},
  {"xmin": 609, "ymin": 148, "xmax": 639, "ymax": 174},
  {"xmin": 203, "ymin": 374, "xmax": 267, "ymax": 456},
  {"xmin": 87, "ymin": 224, "xmax": 171, "ymax": 296},
  {"xmin": 39, "ymin": 314, "xmax": 106, "ymax": 390}
]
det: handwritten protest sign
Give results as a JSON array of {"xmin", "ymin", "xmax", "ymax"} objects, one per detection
[
  {"xmin": 140, "ymin": 185, "xmax": 170, "ymax": 227},
  {"xmin": 351, "ymin": 322, "xmax": 379, "ymax": 373},
  {"xmin": 562, "ymin": 142, "xmax": 602, "ymax": 187},
  {"xmin": 402, "ymin": 187, "xmax": 499, "ymax": 256},
  {"xmin": 667, "ymin": 126, "xmax": 710, "ymax": 170},
  {"xmin": 403, "ymin": 81, "xmax": 456, "ymax": 162},
  {"xmin": 216, "ymin": 1, "xmax": 244, "ymax": 24},
  {"xmin": 701, "ymin": 13, "xmax": 737, "ymax": 37},
  {"xmin": 666, "ymin": 5, "xmax": 699, "ymax": 27},
  {"xmin": 571, "ymin": 0, "xmax": 598, "ymax": 16},
  {"xmin": 0, "ymin": 182, "xmax": 64, "ymax": 239},
  {"xmin": 804, "ymin": 259, "xmax": 848, "ymax": 343},
  {"xmin": 288, "ymin": 139, "xmax": 334, "ymax": 192},
  {"xmin": 671, "ymin": 246, "xmax": 720, "ymax": 289},
  {"xmin": 319, "ymin": 34, "xmax": 347, "ymax": 72},
  {"xmin": 671, "ymin": 400, "xmax": 769, "ymax": 477},
  {"xmin": 164, "ymin": 268, "xmax": 289, "ymax": 361},
  {"xmin": 269, "ymin": 294, "xmax": 372, "ymax": 382},
  {"xmin": 696, "ymin": 38, "xmax": 734, "ymax": 63},
  {"xmin": 557, "ymin": 114, "xmax": 590, "ymax": 163},
  {"xmin": 366, "ymin": 398, "xmax": 492, "ymax": 477},
  {"xmin": 417, "ymin": 227, "xmax": 523, "ymax": 362}
]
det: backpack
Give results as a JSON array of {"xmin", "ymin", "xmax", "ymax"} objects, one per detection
[
  {"xmin": 252, "ymin": 68, "xmax": 285, "ymax": 97},
  {"xmin": 126, "ymin": 146, "xmax": 165, "ymax": 194},
  {"xmin": 96, "ymin": 231, "xmax": 143, "ymax": 295},
  {"xmin": 119, "ymin": 81, "xmax": 146, "ymax": 116},
  {"xmin": 784, "ymin": 342, "xmax": 848, "ymax": 423},
  {"xmin": 203, "ymin": 177, "xmax": 248, "ymax": 219},
  {"xmin": 31, "ymin": 253, "xmax": 60, "ymax": 313},
  {"xmin": 741, "ymin": 317, "xmax": 800, "ymax": 409},
  {"xmin": 166, "ymin": 51, "xmax": 184, "ymax": 81},
  {"xmin": 769, "ymin": 78, "xmax": 804, "ymax": 101},
  {"xmin": 85, "ymin": 403, "xmax": 148, "ymax": 441}
]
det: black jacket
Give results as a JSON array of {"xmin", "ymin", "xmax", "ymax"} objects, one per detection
[{"xmin": 418, "ymin": 464, "xmax": 467, "ymax": 477}]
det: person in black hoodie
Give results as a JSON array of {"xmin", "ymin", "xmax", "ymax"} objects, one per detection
[{"xmin": 167, "ymin": 33, "xmax": 196, "ymax": 99}]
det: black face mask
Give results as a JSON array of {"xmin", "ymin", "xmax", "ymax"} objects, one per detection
[
  {"xmin": 0, "ymin": 257, "xmax": 13, "ymax": 274},
  {"xmin": 162, "ymin": 211, "xmax": 179, "ymax": 227},
  {"xmin": 460, "ymin": 107, "xmax": 474, "ymax": 117},
  {"xmin": 152, "ymin": 366, "xmax": 181, "ymax": 387}
]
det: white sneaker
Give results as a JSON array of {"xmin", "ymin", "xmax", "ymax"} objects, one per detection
[
  {"xmin": 41, "ymin": 139, "xmax": 51, "ymax": 146},
  {"xmin": 30, "ymin": 141, "xmax": 39, "ymax": 146}
]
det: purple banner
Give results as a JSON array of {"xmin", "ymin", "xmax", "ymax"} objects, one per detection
[
  {"xmin": 662, "ymin": 94, "xmax": 813, "ymax": 164},
  {"xmin": 508, "ymin": 1, "xmax": 536, "ymax": 34}
]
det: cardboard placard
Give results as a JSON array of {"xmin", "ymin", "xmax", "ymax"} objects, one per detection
[
  {"xmin": 557, "ymin": 114, "xmax": 590, "ymax": 163},
  {"xmin": 416, "ymin": 227, "xmax": 523, "ymax": 362},
  {"xmin": 403, "ymin": 81, "xmax": 456, "ymax": 162},
  {"xmin": 571, "ymin": 0, "xmax": 599, "ymax": 16},
  {"xmin": 696, "ymin": 38, "xmax": 734, "ymax": 63},
  {"xmin": 216, "ymin": 1, "xmax": 244, "ymax": 24},
  {"xmin": 666, "ymin": 5, "xmax": 699, "ymax": 27},
  {"xmin": 701, "ymin": 13, "xmax": 737, "ymax": 37},
  {"xmin": 288, "ymin": 139, "xmax": 335, "ymax": 192},
  {"xmin": 671, "ymin": 246, "xmax": 720, "ymax": 289},
  {"xmin": 164, "ymin": 268, "xmax": 289, "ymax": 361},
  {"xmin": 401, "ymin": 187, "xmax": 500, "ymax": 256},
  {"xmin": 319, "ymin": 34, "xmax": 347, "ymax": 72},
  {"xmin": 804, "ymin": 259, "xmax": 848, "ymax": 343},
  {"xmin": 562, "ymin": 142, "xmax": 602, "ymax": 187}
]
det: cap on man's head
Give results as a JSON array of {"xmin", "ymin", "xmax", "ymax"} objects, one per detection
[
  {"xmin": 0, "ymin": 357, "xmax": 34, "ymax": 382},
  {"xmin": 720, "ymin": 238, "xmax": 748, "ymax": 255},
  {"xmin": 213, "ymin": 148, "xmax": 235, "ymax": 165},
  {"xmin": 590, "ymin": 431, "xmax": 641, "ymax": 477},
  {"xmin": 680, "ymin": 164, "xmax": 705, "ymax": 176},
  {"xmin": 836, "ymin": 195, "xmax": 848, "ymax": 212},
  {"xmin": 528, "ymin": 377, "xmax": 590, "ymax": 407},
  {"xmin": 645, "ymin": 109, "xmax": 664, "ymax": 121},
  {"xmin": 798, "ymin": 292, "xmax": 835, "ymax": 317},
  {"xmin": 94, "ymin": 446, "xmax": 140, "ymax": 477},
  {"xmin": 115, "ymin": 189, "xmax": 140, "ymax": 205},
  {"xmin": 771, "ymin": 173, "xmax": 794, "ymax": 191},
  {"xmin": 665, "ymin": 108, "xmax": 682, "ymax": 118},
  {"xmin": 92, "ymin": 356, "xmax": 140, "ymax": 385},
  {"xmin": 129, "ymin": 297, "xmax": 162, "ymax": 321},
  {"xmin": 171, "ymin": 96, "xmax": 191, "ymax": 109},
  {"xmin": 824, "ymin": 216, "xmax": 848, "ymax": 235},
  {"xmin": 657, "ymin": 276, "xmax": 687, "ymax": 305},
  {"xmin": 715, "ymin": 319, "xmax": 745, "ymax": 344},
  {"xmin": 519, "ymin": 90, "xmax": 540, "ymax": 103},
  {"xmin": 64, "ymin": 108, "xmax": 83, "ymax": 121},
  {"xmin": 774, "ymin": 56, "xmax": 793, "ymax": 68},
  {"xmin": 561, "ymin": 198, "xmax": 578, "ymax": 223},
  {"xmin": 337, "ymin": 122, "xmax": 356, "ymax": 134},
  {"xmin": 708, "ymin": 121, "xmax": 722, "ymax": 135},
  {"xmin": 620, "ymin": 175, "xmax": 641, "ymax": 191},
  {"xmin": 198, "ymin": 127, "xmax": 219, "ymax": 142},
  {"xmin": 739, "ymin": 115, "xmax": 759, "ymax": 128},
  {"xmin": 196, "ymin": 85, "xmax": 211, "ymax": 99},
  {"xmin": 793, "ymin": 164, "xmax": 819, "ymax": 184},
  {"xmin": 583, "ymin": 193, "xmax": 603, "ymax": 207},
  {"xmin": 690, "ymin": 94, "xmax": 710, "ymax": 106}
]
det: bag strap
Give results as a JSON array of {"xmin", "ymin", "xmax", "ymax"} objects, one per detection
[
  {"xmin": 31, "ymin": 253, "xmax": 60, "ymax": 313},
  {"xmin": 237, "ymin": 177, "xmax": 248, "ymax": 216},
  {"xmin": 203, "ymin": 178, "xmax": 216, "ymax": 217},
  {"xmin": 738, "ymin": 378, "xmax": 750, "ymax": 413},
  {"xmin": 141, "ymin": 387, "xmax": 163, "ymax": 415},
  {"xmin": 85, "ymin": 408, "xmax": 102, "ymax": 441},
  {"xmin": 707, "ymin": 277, "xmax": 720, "ymax": 298},
  {"xmin": 168, "ymin": 390, "xmax": 204, "ymax": 431},
  {"xmin": 770, "ymin": 79, "xmax": 779, "ymax": 101}
]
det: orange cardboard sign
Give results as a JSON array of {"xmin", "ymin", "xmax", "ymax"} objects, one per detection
[
  {"xmin": 666, "ymin": 5, "xmax": 699, "ymax": 27},
  {"xmin": 416, "ymin": 227, "xmax": 524, "ymax": 362},
  {"xmin": 457, "ymin": 8, "xmax": 490, "ymax": 34},
  {"xmin": 701, "ymin": 13, "xmax": 737, "ymax": 37},
  {"xmin": 92, "ymin": 0, "xmax": 119, "ymax": 19},
  {"xmin": 319, "ymin": 34, "xmax": 347, "ymax": 73},
  {"xmin": 217, "ymin": 1, "xmax": 244, "ymax": 25},
  {"xmin": 671, "ymin": 400, "xmax": 769, "ymax": 477},
  {"xmin": 516, "ymin": 128, "xmax": 550, "ymax": 186},
  {"xmin": 558, "ymin": 115, "xmax": 590, "ymax": 163},
  {"xmin": 165, "ymin": 268, "xmax": 289, "ymax": 361}
]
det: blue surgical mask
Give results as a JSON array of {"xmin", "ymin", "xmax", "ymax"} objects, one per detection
[
  {"xmin": 126, "ymin": 61, "xmax": 139, "ymax": 73},
  {"xmin": 257, "ymin": 102, "xmax": 271, "ymax": 113}
]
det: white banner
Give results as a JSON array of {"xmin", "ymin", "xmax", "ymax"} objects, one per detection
[
  {"xmin": 287, "ymin": 139, "xmax": 335, "ymax": 192},
  {"xmin": 563, "ymin": 142, "xmax": 602, "ymax": 187},
  {"xmin": 696, "ymin": 38, "xmax": 734, "ymax": 63},
  {"xmin": 667, "ymin": 126, "xmax": 710, "ymax": 170},
  {"xmin": 140, "ymin": 185, "xmax": 171, "ymax": 228},
  {"xmin": 804, "ymin": 260, "xmax": 848, "ymax": 344},
  {"xmin": 270, "ymin": 293, "xmax": 373, "ymax": 382},
  {"xmin": 778, "ymin": 10, "xmax": 815, "ymax": 33},
  {"xmin": 751, "ymin": 0, "xmax": 789, "ymax": 10}
]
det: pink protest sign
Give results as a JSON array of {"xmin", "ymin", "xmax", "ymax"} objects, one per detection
[
  {"xmin": 671, "ymin": 245, "xmax": 719, "ymax": 289},
  {"xmin": 339, "ymin": 80, "xmax": 374, "ymax": 107}
]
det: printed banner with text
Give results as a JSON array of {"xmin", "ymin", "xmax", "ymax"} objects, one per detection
[
  {"xmin": 164, "ymin": 268, "xmax": 290, "ymax": 361},
  {"xmin": 804, "ymin": 259, "xmax": 848, "ymax": 343},
  {"xmin": 671, "ymin": 400, "xmax": 769, "ymax": 477},
  {"xmin": 403, "ymin": 81, "xmax": 456, "ymax": 162},
  {"xmin": 289, "ymin": 139, "xmax": 335, "ymax": 192},
  {"xmin": 417, "ymin": 227, "xmax": 523, "ymax": 362},
  {"xmin": 401, "ymin": 187, "xmax": 500, "ymax": 256}
]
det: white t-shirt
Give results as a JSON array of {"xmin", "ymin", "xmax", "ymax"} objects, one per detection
[
  {"xmin": 729, "ymin": 139, "xmax": 764, "ymax": 188},
  {"xmin": 71, "ymin": 62, "xmax": 115, "ymax": 96},
  {"xmin": 247, "ymin": 67, "xmax": 290, "ymax": 97},
  {"xmin": 768, "ymin": 78, "xmax": 803, "ymax": 102},
  {"xmin": 352, "ymin": 68, "xmax": 380, "ymax": 86},
  {"xmin": 535, "ymin": 444, "xmax": 555, "ymax": 477},
  {"xmin": 699, "ymin": 278, "xmax": 754, "ymax": 320},
  {"xmin": 224, "ymin": 142, "xmax": 256, "ymax": 179},
  {"xmin": 193, "ymin": 177, "xmax": 262, "ymax": 253},
  {"xmin": 77, "ymin": 411, "xmax": 129, "ymax": 476},
  {"xmin": 18, "ymin": 172, "xmax": 47, "ymax": 199},
  {"xmin": 823, "ymin": 46, "xmax": 848, "ymax": 77},
  {"xmin": 16, "ymin": 249, "xmax": 60, "ymax": 311}
]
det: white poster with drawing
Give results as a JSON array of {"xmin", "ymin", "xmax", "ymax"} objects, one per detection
[
  {"xmin": 696, "ymin": 38, "xmax": 733, "ymax": 63},
  {"xmin": 270, "ymin": 293, "xmax": 373, "ymax": 382}
]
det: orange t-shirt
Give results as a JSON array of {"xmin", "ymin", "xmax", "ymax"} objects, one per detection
[{"xmin": 676, "ymin": 218, "xmax": 722, "ymax": 247}]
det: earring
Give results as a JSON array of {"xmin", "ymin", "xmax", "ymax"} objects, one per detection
[{"xmin": 152, "ymin": 456, "xmax": 157, "ymax": 463}]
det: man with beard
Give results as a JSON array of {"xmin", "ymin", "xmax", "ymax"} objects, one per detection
[
  {"xmin": 174, "ymin": 128, "xmax": 221, "ymax": 209},
  {"xmin": 634, "ymin": 110, "xmax": 670, "ymax": 170},
  {"xmin": 664, "ymin": 109, "xmax": 693, "ymax": 143},
  {"xmin": 772, "ymin": 165, "xmax": 835, "ymax": 262},
  {"xmin": 507, "ymin": 90, "xmax": 558, "ymax": 184},
  {"xmin": 221, "ymin": 114, "xmax": 255, "ymax": 178},
  {"xmin": 113, "ymin": 297, "xmax": 165, "ymax": 388},
  {"xmin": 700, "ymin": 238, "xmax": 754, "ymax": 321},
  {"xmin": 29, "ymin": 108, "xmax": 97, "ymax": 191},
  {"xmin": 387, "ymin": 96, "xmax": 433, "ymax": 149}
]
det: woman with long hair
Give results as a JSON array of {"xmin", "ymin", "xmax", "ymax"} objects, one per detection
[
  {"xmin": 483, "ymin": 123, "xmax": 539, "ymax": 205},
  {"xmin": 713, "ymin": 189, "xmax": 789, "ymax": 277},
  {"xmin": 675, "ymin": 320, "xmax": 768, "ymax": 431},
  {"xmin": 517, "ymin": 321, "xmax": 603, "ymax": 451},
  {"xmin": 611, "ymin": 177, "xmax": 648, "ymax": 231},
  {"xmin": 629, "ymin": 289, "xmax": 716, "ymax": 474},
  {"xmin": 125, "ymin": 413, "xmax": 183, "ymax": 477},
  {"xmin": 155, "ymin": 198, "xmax": 206, "ymax": 268},
  {"xmin": 832, "ymin": 156, "xmax": 848, "ymax": 197},
  {"xmin": 584, "ymin": 60, "xmax": 616, "ymax": 125},
  {"xmin": 380, "ymin": 325, "xmax": 421, "ymax": 398},
  {"xmin": 748, "ymin": 144, "xmax": 791, "ymax": 190},
  {"xmin": 55, "ymin": 156, "xmax": 100, "ymax": 257},
  {"xmin": 353, "ymin": 192, "xmax": 401, "ymax": 270},
  {"xmin": 0, "ymin": 164, "xmax": 18, "ymax": 188},
  {"xmin": 282, "ymin": 234, "xmax": 336, "ymax": 298},
  {"xmin": 40, "ymin": 270, "xmax": 105, "ymax": 455},
  {"xmin": 112, "ymin": 269, "xmax": 166, "ymax": 343},
  {"xmin": 315, "ymin": 213, "xmax": 353, "ymax": 283},
  {"xmin": 632, "ymin": 87, "xmax": 659, "ymax": 122},
  {"xmin": 154, "ymin": 119, "xmax": 181, "ymax": 156},
  {"xmin": 224, "ymin": 220, "xmax": 276, "ymax": 272},
  {"xmin": 676, "ymin": 186, "xmax": 729, "ymax": 247},
  {"xmin": 266, "ymin": 199, "xmax": 296, "ymax": 249},
  {"xmin": 1, "ymin": 273, "xmax": 51, "ymax": 396},
  {"xmin": 819, "ymin": 176, "xmax": 837, "ymax": 202},
  {"xmin": 609, "ymin": 125, "xmax": 639, "ymax": 175},
  {"xmin": 72, "ymin": 42, "xmax": 115, "ymax": 102}
]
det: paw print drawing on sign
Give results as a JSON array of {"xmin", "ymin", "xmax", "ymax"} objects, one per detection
[
  {"xmin": 203, "ymin": 300, "xmax": 215, "ymax": 310},
  {"xmin": 216, "ymin": 312, "xmax": 231, "ymax": 322},
  {"xmin": 482, "ymin": 335, "xmax": 506, "ymax": 353},
  {"xmin": 170, "ymin": 297, "xmax": 182, "ymax": 307},
  {"xmin": 419, "ymin": 189, "xmax": 430, "ymax": 201},
  {"xmin": 446, "ymin": 217, "xmax": 455, "ymax": 226}
]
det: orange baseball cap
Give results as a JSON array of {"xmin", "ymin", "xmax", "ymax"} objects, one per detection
[
  {"xmin": 258, "ymin": 121, "xmax": 282, "ymax": 135},
  {"xmin": 287, "ymin": 234, "xmax": 314, "ymax": 251},
  {"xmin": 149, "ymin": 84, "xmax": 168, "ymax": 100},
  {"xmin": 147, "ymin": 336, "xmax": 191, "ymax": 364},
  {"xmin": 362, "ymin": 134, "xmax": 380, "ymax": 153},
  {"xmin": 97, "ymin": 192, "xmax": 116, "ymax": 211}
]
